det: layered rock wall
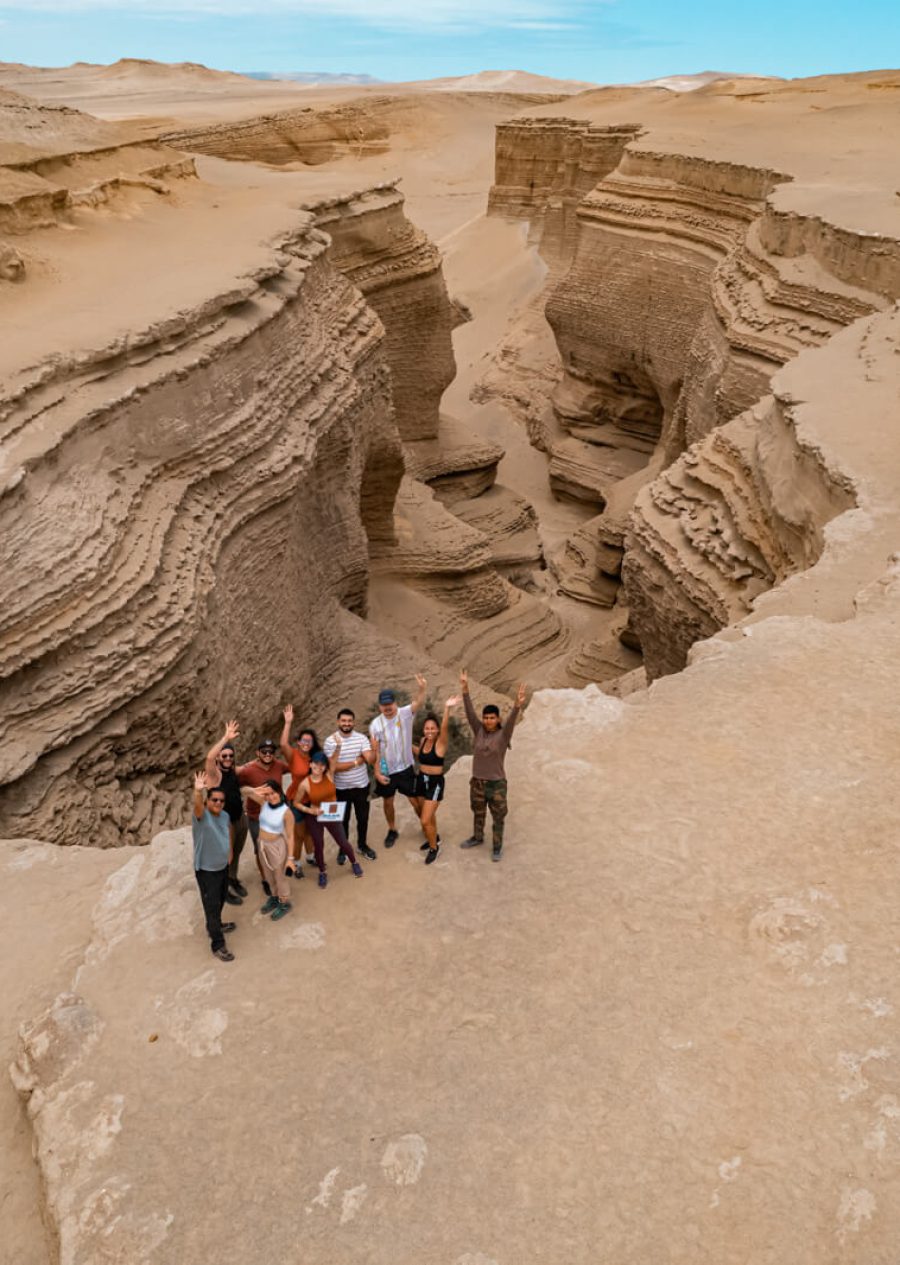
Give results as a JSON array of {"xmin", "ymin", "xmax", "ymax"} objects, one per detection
[
  {"xmin": 487, "ymin": 103, "xmax": 900, "ymax": 675},
  {"xmin": 311, "ymin": 184, "xmax": 460, "ymax": 442},
  {"xmin": 160, "ymin": 99, "xmax": 392, "ymax": 165},
  {"xmin": 0, "ymin": 209, "xmax": 403, "ymax": 846}
]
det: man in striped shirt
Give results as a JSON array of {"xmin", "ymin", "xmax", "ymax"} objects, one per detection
[
  {"xmin": 370, "ymin": 674, "xmax": 427, "ymax": 847},
  {"xmin": 324, "ymin": 709, "xmax": 377, "ymax": 861}
]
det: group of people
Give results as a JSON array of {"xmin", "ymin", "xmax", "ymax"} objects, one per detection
[{"xmin": 191, "ymin": 671, "xmax": 527, "ymax": 960}]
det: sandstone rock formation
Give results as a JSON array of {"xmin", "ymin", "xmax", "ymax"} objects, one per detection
[{"xmin": 484, "ymin": 73, "xmax": 900, "ymax": 676}]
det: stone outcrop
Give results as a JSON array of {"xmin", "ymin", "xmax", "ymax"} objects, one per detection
[
  {"xmin": 484, "ymin": 77, "xmax": 900, "ymax": 678},
  {"xmin": 310, "ymin": 184, "xmax": 461, "ymax": 443}
]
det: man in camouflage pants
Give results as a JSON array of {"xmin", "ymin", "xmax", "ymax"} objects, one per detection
[{"xmin": 459, "ymin": 671, "xmax": 527, "ymax": 862}]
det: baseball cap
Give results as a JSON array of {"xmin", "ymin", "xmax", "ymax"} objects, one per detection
[
  {"xmin": 378, "ymin": 689, "xmax": 396, "ymax": 704},
  {"xmin": 257, "ymin": 738, "xmax": 276, "ymax": 751}
]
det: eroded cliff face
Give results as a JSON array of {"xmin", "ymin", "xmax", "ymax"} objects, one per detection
[
  {"xmin": 0, "ymin": 204, "xmax": 402, "ymax": 846},
  {"xmin": 485, "ymin": 78, "xmax": 900, "ymax": 676},
  {"xmin": 0, "ymin": 95, "xmax": 560, "ymax": 846}
]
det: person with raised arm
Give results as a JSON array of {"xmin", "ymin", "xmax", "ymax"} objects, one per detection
[
  {"xmin": 280, "ymin": 705, "xmax": 324, "ymax": 873},
  {"xmin": 203, "ymin": 718, "xmax": 248, "ymax": 905},
  {"xmin": 242, "ymin": 778, "xmax": 295, "ymax": 920},
  {"xmin": 412, "ymin": 696, "xmax": 459, "ymax": 865},
  {"xmin": 369, "ymin": 673, "xmax": 428, "ymax": 848},
  {"xmin": 293, "ymin": 741, "xmax": 364, "ymax": 888},
  {"xmin": 191, "ymin": 770, "xmax": 236, "ymax": 962},
  {"xmin": 459, "ymin": 670, "xmax": 526, "ymax": 862}
]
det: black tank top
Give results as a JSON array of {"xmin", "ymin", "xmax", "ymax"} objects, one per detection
[
  {"xmin": 218, "ymin": 767, "xmax": 244, "ymax": 822},
  {"xmin": 418, "ymin": 741, "xmax": 445, "ymax": 769}
]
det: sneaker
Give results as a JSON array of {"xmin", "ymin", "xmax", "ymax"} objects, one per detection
[
  {"xmin": 292, "ymin": 864, "xmax": 304, "ymax": 879},
  {"xmin": 220, "ymin": 921, "xmax": 237, "ymax": 934},
  {"xmin": 337, "ymin": 851, "xmax": 347, "ymax": 866},
  {"xmin": 460, "ymin": 837, "xmax": 484, "ymax": 849},
  {"xmin": 260, "ymin": 895, "xmax": 279, "ymax": 914},
  {"xmin": 492, "ymin": 847, "xmax": 503, "ymax": 863},
  {"xmin": 420, "ymin": 841, "xmax": 430, "ymax": 851},
  {"xmin": 425, "ymin": 844, "xmax": 441, "ymax": 865},
  {"xmin": 212, "ymin": 947, "xmax": 235, "ymax": 962},
  {"xmin": 351, "ymin": 862, "xmax": 364, "ymax": 877},
  {"xmin": 359, "ymin": 844, "xmax": 377, "ymax": 861},
  {"xmin": 318, "ymin": 872, "xmax": 328, "ymax": 889},
  {"xmin": 262, "ymin": 880, "xmax": 272, "ymax": 897},
  {"xmin": 224, "ymin": 890, "xmax": 242, "ymax": 906},
  {"xmin": 271, "ymin": 900, "xmax": 292, "ymax": 921},
  {"xmin": 384, "ymin": 829, "xmax": 399, "ymax": 848},
  {"xmin": 230, "ymin": 879, "xmax": 248, "ymax": 898}
]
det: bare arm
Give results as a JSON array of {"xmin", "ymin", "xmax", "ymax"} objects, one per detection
[
  {"xmin": 204, "ymin": 719, "xmax": 238, "ymax": 781},
  {"xmin": 328, "ymin": 734, "xmax": 362, "ymax": 773},
  {"xmin": 242, "ymin": 785, "xmax": 268, "ymax": 806},
  {"xmin": 279, "ymin": 705, "xmax": 294, "ymax": 763},
  {"xmin": 437, "ymin": 696, "xmax": 460, "ymax": 756},
  {"xmin": 193, "ymin": 770, "xmax": 208, "ymax": 820},
  {"xmin": 411, "ymin": 673, "xmax": 427, "ymax": 714},
  {"xmin": 370, "ymin": 724, "xmax": 389, "ymax": 785},
  {"xmin": 327, "ymin": 740, "xmax": 342, "ymax": 777}
]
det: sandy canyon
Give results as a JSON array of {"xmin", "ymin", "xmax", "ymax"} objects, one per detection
[{"xmin": 1, "ymin": 57, "xmax": 900, "ymax": 1265}]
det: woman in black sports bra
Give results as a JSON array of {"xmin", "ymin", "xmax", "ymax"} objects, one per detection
[{"xmin": 413, "ymin": 696, "xmax": 458, "ymax": 865}]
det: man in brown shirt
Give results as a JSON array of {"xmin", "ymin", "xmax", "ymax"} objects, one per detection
[{"xmin": 459, "ymin": 670, "xmax": 527, "ymax": 862}]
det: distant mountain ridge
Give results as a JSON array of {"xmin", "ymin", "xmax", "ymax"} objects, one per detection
[{"xmin": 244, "ymin": 71, "xmax": 382, "ymax": 85}]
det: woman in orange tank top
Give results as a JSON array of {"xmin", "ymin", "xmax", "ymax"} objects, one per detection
[{"xmin": 294, "ymin": 744, "xmax": 365, "ymax": 889}]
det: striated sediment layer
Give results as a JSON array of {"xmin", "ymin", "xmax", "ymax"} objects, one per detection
[{"xmin": 484, "ymin": 74, "xmax": 900, "ymax": 675}]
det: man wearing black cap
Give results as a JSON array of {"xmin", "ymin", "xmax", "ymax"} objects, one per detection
[
  {"xmin": 370, "ymin": 674, "xmax": 427, "ymax": 847},
  {"xmin": 459, "ymin": 670, "xmax": 526, "ymax": 861},
  {"xmin": 204, "ymin": 719, "xmax": 248, "ymax": 904},
  {"xmin": 237, "ymin": 737, "xmax": 290, "ymax": 894}
]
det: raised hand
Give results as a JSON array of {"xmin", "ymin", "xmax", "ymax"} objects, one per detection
[
  {"xmin": 459, "ymin": 668, "xmax": 469, "ymax": 691},
  {"xmin": 194, "ymin": 769, "xmax": 208, "ymax": 792},
  {"xmin": 283, "ymin": 704, "xmax": 294, "ymax": 724},
  {"xmin": 415, "ymin": 673, "xmax": 427, "ymax": 690},
  {"xmin": 516, "ymin": 682, "xmax": 527, "ymax": 707},
  {"xmin": 224, "ymin": 718, "xmax": 240, "ymax": 742},
  {"xmin": 446, "ymin": 695, "xmax": 461, "ymax": 708}
]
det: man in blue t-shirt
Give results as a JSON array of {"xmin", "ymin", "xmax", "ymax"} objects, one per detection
[{"xmin": 192, "ymin": 770, "xmax": 236, "ymax": 962}]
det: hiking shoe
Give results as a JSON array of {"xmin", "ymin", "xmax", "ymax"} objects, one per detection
[
  {"xmin": 262, "ymin": 880, "xmax": 272, "ymax": 897},
  {"xmin": 359, "ymin": 844, "xmax": 377, "ymax": 861},
  {"xmin": 337, "ymin": 851, "xmax": 347, "ymax": 866},
  {"xmin": 318, "ymin": 872, "xmax": 328, "ymax": 889},
  {"xmin": 260, "ymin": 895, "xmax": 279, "ymax": 915},
  {"xmin": 425, "ymin": 844, "xmax": 441, "ymax": 865},
  {"xmin": 384, "ymin": 829, "xmax": 399, "ymax": 848},
  {"xmin": 221, "ymin": 921, "xmax": 237, "ymax": 934},
  {"xmin": 460, "ymin": 837, "xmax": 483, "ymax": 849},
  {"xmin": 212, "ymin": 947, "xmax": 235, "ymax": 962},
  {"xmin": 224, "ymin": 889, "xmax": 242, "ymax": 905},
  {"xmin": 351, "ymin": 862, "xmax": 364, "ymax": 877},
  {"xmin": 271, "ymin": 901, "xmax": 292, "ymax": 921},
  {"xmin": 230, "ymin": 878, "xmax": 248, "ymax": 898},
  {"xmin": 492, "ymin": 847, "xmax": 503, "ymax": 863}
]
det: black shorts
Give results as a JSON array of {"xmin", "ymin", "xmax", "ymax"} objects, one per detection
[
  {"xmin": 374, "ymin": 765, "xmax": 417, "ymax": 799},
  {"xmin": 288, "ymin": 803, "xmax": 304, "ymax": 823},
  {"xmin": 415, "ymin": 772, "xmax": 445, "ymax": 802}
]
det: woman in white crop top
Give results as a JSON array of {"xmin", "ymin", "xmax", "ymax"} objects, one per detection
[{"xmin": 243, "ymin": 779, "xmax": 294, "ymax": 920}]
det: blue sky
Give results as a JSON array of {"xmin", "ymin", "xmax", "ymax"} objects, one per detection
[{"xmin": 1, "ymin": 1, "xmax": 897, "ymax": 83}]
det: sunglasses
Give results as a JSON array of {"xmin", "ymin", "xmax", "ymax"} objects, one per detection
[
  {"xmin": 219, "ymin": 753, "xmax": 234, "ymax": 761},
  {"xmin": 208, "ymin": 796, "xmax": 225, "ymax": 804}
]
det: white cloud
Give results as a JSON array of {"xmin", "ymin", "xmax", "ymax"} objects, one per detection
[
  {"xmin": 7, "ymin": 0, "xmax": 605, "ymax": 28},
  {"xmin": 7, "ymin": 0, "xmax": 595, "ymax": 26}
]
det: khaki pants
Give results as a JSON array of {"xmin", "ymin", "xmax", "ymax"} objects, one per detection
[{"xmin": 258, "ymin": 833, "xmax": 290, "ymax": 902}]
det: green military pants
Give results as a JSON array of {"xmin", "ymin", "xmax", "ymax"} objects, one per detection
[{"xmin": 470, "ymin": 777, "xmax": 508, "ymax": 849}]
